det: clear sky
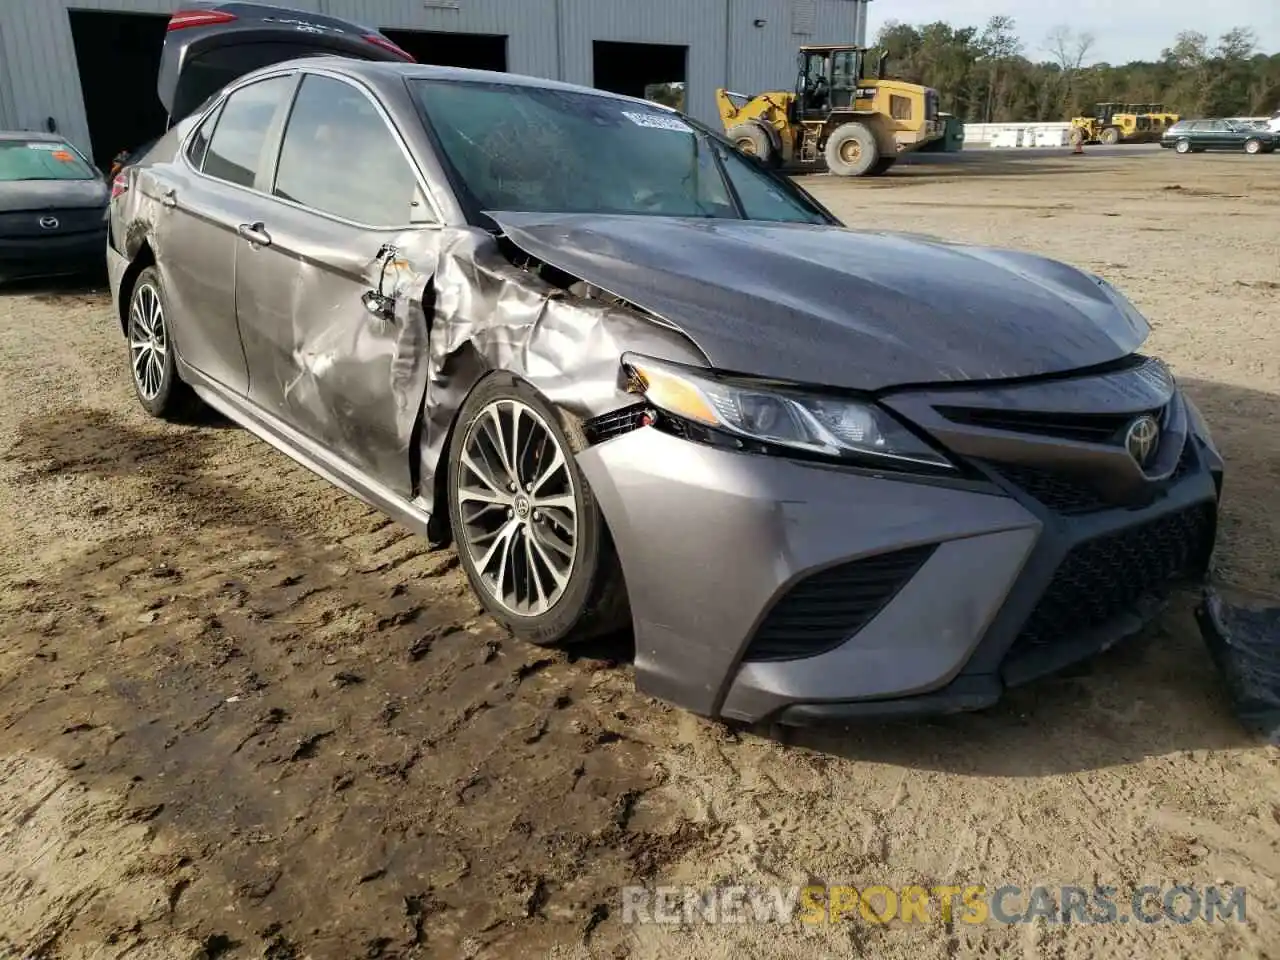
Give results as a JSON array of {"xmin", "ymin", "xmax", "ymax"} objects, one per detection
[{"xmin": 867, "ymin": 0, "xmax": 1280, "ymax": 65}]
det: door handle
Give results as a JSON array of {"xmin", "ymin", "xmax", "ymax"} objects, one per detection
[
  {"xmin": 237, "ymin": 222, "xmax": 271, "ymax": 247},
  {"xmin": 160, "ymin": 188, "xmax": 177, "ymax": 208}
]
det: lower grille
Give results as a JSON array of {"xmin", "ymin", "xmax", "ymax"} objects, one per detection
[
  {"xmin": 743, "ymin": 544, "xmax": 935, "ymax": 662},
  {"xmin": 1008, "ymin": 501, "xmax": 1215, "ymax": 663}
]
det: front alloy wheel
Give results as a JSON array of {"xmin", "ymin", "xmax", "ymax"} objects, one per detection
[
  {"xmin": 457, "ymin": 397, "xmax": 578, "ymax": 617},
  {"xmin": 447, "ymin": 375, "xmax": 628, "ymax": 646}
]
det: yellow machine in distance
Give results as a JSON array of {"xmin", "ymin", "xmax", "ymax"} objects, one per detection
[
  {"xmin": 715, "ymin": 45, "xmax": 944, "ymax": 177},
  {"xmin": 1069, "ymin": 102, "xmax": 1181, "ymax": 145}
]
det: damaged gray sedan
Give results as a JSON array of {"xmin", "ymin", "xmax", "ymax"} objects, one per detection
[{"xmin": 108, "ymin": 58, "xmax": 1225, "ymax": 725}]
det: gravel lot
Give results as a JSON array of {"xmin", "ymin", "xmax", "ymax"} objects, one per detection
[{"xmin": 2, "ymin": 148, "xmax": 1278, "ymax": 960}]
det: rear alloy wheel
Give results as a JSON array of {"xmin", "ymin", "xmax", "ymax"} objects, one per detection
[
  {"xmin": 1244, "ymin": 138, "xmax": 1263, "ymax": 155},
  {"xmin": 1174, "ymin": 139, "xmax": 1192, "ymax": 154},
  {"xmin": 447, "ymin": 375, "xmax": 627, "ymax": 646},
  {"xmin": 127, "ymin": 266, "xmax": 198, "ymax": 420},
  {"xmin": 824, "ymin": 122, "xmax": 879, "ymax": 177}
]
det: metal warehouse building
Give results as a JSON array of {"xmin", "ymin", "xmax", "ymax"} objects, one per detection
[{"xmin": 0, "ymin": 0, "xmax": 869, "ymax": 166}]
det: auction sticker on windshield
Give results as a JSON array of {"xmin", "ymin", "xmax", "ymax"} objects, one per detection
[{"xmin": 623, "ymin": 111, "xmax": 693, "ymax": 133}]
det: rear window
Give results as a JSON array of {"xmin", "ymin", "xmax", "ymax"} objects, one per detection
[{"xmin": 0, "ymin": 141, "xmax": 96, "ymax": 182}]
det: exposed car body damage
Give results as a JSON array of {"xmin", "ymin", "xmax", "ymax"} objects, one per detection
[
  {"xmin": 110, "ymin": 179, "xmax": 705, "ymax": 526},
  {"xmin": 414, "ymin": 227, "xmax": 707, "ymax": 528}
]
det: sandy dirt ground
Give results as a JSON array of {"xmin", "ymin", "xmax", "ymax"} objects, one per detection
[{"xmin": 1, "ymin": 149, "xmax": 1278, "ymax": 960}]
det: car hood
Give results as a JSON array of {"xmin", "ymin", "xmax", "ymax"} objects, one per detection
[
  {"xmin": 490, "ymin": 212, "xmax": 1149, "ymax": 391},
  {"xmin": 0, "ymin": 178, "xmax": 109, "ymax": 213}
]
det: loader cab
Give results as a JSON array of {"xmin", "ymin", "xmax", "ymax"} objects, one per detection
[
  {"xmin": 158, "ymin": 1, "xmax": 414, "ymax": 126},
  {"xmin": 1094, "ymin": 102, "xmax": 1121, "ymax": 125},
  {"xmin": 795, "ymin": 45, "xmax": 870, "ymax": 119}
]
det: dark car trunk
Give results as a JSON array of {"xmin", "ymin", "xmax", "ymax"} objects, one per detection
[{"xmin": 157, "ymin": 1, "xmax": 414, "ymax": 125}]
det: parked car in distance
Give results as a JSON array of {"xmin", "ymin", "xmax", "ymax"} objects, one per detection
[
  {"xmin": 0, "ymin": 132, "xmax": 109, "ymax": 284},
  {"xmin": 109, "ymin": 16, "xmax": 1225, "ymax": 727},
  {"xmin": 1160, "ymin": 118, "xmax": 1277, "ymax": 155}
]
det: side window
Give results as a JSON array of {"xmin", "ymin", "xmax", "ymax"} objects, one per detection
[
  {"xmin": 273, "ymin": 74, "xmax": 426, "ymax": 226},
  {"xmin": 185, "ymin": 103, "xmax": 221, "ymax": 170},
  {"xmin": 716, "ymin": 146, "xmax": 825, "ymax": 224},
  {"xmin": 203, "ymin": 75, "xmax": 293, "ymax": 188}
]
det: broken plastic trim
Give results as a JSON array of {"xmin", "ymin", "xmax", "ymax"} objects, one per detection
[{"xmin": 1197, "ymin": 586, "xmax": 1280, "ymax": 744}]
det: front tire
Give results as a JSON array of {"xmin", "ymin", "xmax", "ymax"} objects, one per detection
[
  {"xmin": 824, "ymin": 122, "xmax": 880, "ymax": 177},
  {"xmin": 1244, "ymin": 138, "xmax": 1263, "ymax": 155},
  {"xmin": 447, "ymin": 374, "xmax": 628, "ymax": 647},
  {"xmin": 1101, "ymin": 126, "xmax": 1121, "ymax": 145},
  {"xmin": 1174, "ymin": 139, "xmax": 1192, "ymax": 154},
  {"xmin": 126, "ymin": 266, "xmax": 199, "ymax": 420}
]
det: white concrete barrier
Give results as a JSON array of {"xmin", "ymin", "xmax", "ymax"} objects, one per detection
[{"xmin": 989, "ymin": 128, "xmax": 1024, "ymax": 148}]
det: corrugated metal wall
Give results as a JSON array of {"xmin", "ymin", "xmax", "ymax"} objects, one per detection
[{"xmin": 0, "ymin": 0, "xmax": 866, "ymax": 157}]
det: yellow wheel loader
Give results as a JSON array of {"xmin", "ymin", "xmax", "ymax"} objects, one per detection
[
  {"xmin": 715, "ymin": 46, "xmax": 944, "ymax": 177},
  {"xmin": 1069, "ymin": 102, "xmax": 1179, "ymax": 146}
]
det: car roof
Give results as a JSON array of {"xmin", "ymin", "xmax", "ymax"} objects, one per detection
[
  {"xmin": 0, "ymin": 130, "xmax": 69, "ymax": 143},
  {"xmin": 244, "ymin": 56, "xmax": 670, "ymax": 112}
]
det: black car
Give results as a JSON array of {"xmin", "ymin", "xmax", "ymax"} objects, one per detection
[
  {"xmin": 1160, "ymin": 119, "xmax": 1277, "ymax": 155},
  {"xmin": 0, "ymin": 132, "xmax": 110, "ymax": 284}
]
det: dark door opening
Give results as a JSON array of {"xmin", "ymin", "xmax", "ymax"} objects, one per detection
[
  {"xmin": 380, "ymin": 30, "xmax": 507, "ymax": 71},
  {"xmin": 592, "ymin": 41, "xmax": 688, "ymax": 111},
  {"xmin": 67, "ymin": 10, "xmax": 169, "ymax": 168}
]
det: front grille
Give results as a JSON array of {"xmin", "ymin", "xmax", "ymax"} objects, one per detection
[
  {"xmin": 984, "ymin": 433, "xmax": 1194, "ymax": 516},
  {"xmin": 583, "ymin": 404, "xmax": 647, "ymax": 445},
  {"xmin": 742, "ymin": 544, "xmax": 935, "ymax": 662},
  {"xmin": 1007, "ymin": 501, "xmax": 1214, "ymax": 663},
  {"xmin": 938, "ymin": 406, "xmax": 1164, "ymax": 445}
]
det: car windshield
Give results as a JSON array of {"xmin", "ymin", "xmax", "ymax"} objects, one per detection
[
  {"xmin": 0, "ymin": 140, "xmax": 96, "ymax": 181},
  {"xmin": 410, "ymin": 79, "xmax": 829, "ymax": 224}
]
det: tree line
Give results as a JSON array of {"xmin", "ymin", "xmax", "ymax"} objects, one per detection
[{"xmin": 872, "ymin": 18, "xmax": 1280, "ymax": 123}]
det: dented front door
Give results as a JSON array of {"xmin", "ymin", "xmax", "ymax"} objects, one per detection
[{"xmin": 233, "ymin": 72, "xmax": 437, "ymax": 497}]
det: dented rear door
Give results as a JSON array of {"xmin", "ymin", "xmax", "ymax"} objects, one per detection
[{"xmin": 232, "ymin": 71, "xmax": 438, "ymax": 497}]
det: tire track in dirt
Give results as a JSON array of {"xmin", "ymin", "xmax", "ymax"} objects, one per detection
[{"xmin": 0, "ymin": 404, "xmax": 705, "ymax": 959}]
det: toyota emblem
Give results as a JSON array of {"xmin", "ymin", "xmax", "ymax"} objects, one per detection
[
  {"xmin": 38, "ymin": 215, "xmax": 59, "ymax": 230},
  {"xmin": 1124, "ymin": 415, "xmax": 1161, "ymax": 467}
]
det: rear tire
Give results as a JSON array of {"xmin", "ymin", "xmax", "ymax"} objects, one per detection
[
  {"xmin": 1244, "ymin": 138, "xmax": 1263, "ymax": 155},
  {"xmin": 1101, "ymin": 126, "xmax": 1121, "ymax": 146},
  {"xmin": 726, "ymin": 123, "xmax": 776, "ymax": 167},
  {"xmin": 824, "ymin": 122, "xmax": 879, "ymax": 177},
  {"xmin": 126, "ymin": 266, "xmax": 200, "ymax": 421},
  {"xmin": 868, "ymin": 156, "xmax": 896, "ymax": 176},
  {"xmin": 447, "ymin": 374, "xmax": 628, "ymax": 647}
]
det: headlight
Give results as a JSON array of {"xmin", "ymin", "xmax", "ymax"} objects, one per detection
[{"xmin": 624, "ymin": 354, "xmax": 955, "ymax": 471}]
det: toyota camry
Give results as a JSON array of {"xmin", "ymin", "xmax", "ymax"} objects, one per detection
[{"xmin": 107, "ymin": 6, "xmax": 1223, "ymax": 725}]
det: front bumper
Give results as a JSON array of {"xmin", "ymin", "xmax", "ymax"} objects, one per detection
[
  {"xmin": 577, "ymin": 383, "xmax": 1222, "ymax": 725},
  {"xmin": 0, "ymin": 228, "xmax": 108, "ymax": 283}
]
